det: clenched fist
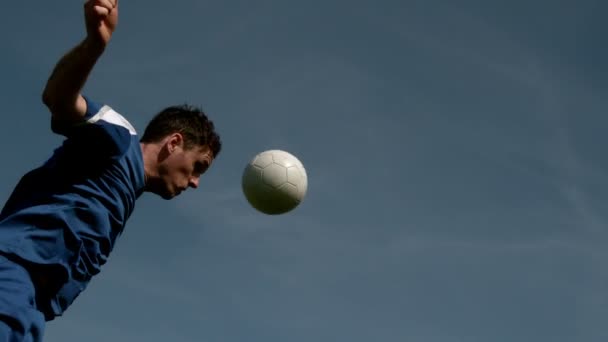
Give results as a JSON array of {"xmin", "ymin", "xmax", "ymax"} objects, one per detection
[{"xmin": 84, "ymin": 0, "xmax": 118, "ymax": 46}]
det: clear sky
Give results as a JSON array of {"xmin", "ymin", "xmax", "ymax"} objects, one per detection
[{"xmin": 1, "ymin": 1, "xmax": 607, "ymax": 341}]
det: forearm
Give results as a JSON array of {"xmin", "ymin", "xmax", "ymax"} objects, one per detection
[{"xmin": 42, "ymin": 37, "xmax": 105, "ymax": 119}]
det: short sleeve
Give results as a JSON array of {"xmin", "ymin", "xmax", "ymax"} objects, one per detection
[{"xmin": 52, "ymin": 96, "xmax": 138, "ymax": 159}]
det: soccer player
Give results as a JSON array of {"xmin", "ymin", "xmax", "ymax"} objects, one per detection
[{"xmin": 0, "ymin": 0, "xmax": 222, "ymax": 340}]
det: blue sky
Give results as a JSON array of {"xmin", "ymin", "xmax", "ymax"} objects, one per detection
[{"xmin": 1, "ymin": 0, "xmax": 607, "ymax": 341}]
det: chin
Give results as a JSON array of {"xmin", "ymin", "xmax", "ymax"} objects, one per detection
[
  {"xmin": 164, "ymin": 190, "xmax": 181, "ymax": 200},
  {"xmin": 160, "ymin": 193, "xmax": 174, "ymax": 200},
  {"xmin": 154, "ymin": 187, "xmax": 176, "ymax": 200}
]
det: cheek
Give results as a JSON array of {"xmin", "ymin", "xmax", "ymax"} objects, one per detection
[
  {"xmin": 174, "ymin": 163, "xmax": 193, "ymax": 183},
  {"xmin": 178, "ymin": 161, "xmax": 192, "ymax": 175},
  {"xmin": 157, "ymin": 163, "xmax": 169, "ymax": 178},
  {"xmin": 161, "ymin": 156, "xmax": 186, "ymax": 176},
  {"xmin": 161, "ymin": 155, "xmax": 194, "ymax": 184},
  {"xmin": 158, "ymin": 165, "xmax": 181, "ymax": 188}
]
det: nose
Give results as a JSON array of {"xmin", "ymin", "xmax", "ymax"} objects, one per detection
[{"xmin": 188, "ymin": 177, "xmax": 200, "ymax": 189}]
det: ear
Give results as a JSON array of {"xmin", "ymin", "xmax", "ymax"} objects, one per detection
[{"xmin": 167, "ymin": 133, "xmax": 184, "ymax": 154}]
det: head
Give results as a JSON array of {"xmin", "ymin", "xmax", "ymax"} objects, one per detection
[{"xmin": 140, "ymin": 104, "xmax": 222, "ymax": 199}]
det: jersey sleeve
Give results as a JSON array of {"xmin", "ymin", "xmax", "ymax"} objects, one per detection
[{"xmin": 51, "ymin": 96, "xmax": 138, "ymax": 159}]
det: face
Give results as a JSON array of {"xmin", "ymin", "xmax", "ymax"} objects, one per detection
[{"xmin": 155, "ymin": 135, "xmax": 214, "ymax": 199}]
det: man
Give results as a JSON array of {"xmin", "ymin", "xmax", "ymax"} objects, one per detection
[{"xmin": 0, "ymin": 0, "xmax": 221, "ymax": 340}]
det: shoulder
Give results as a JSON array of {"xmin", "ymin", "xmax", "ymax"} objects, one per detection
[
  {"xmin": 55, "ymin": 97, "xmax": 139, "ymax": 158},
  {"xmin": 82, "ymin": 97, "xmax": 137, "ymax": 135},
  {"xmin": 52, "ymin": 96, "xmax": 137, "ymax": 136}
]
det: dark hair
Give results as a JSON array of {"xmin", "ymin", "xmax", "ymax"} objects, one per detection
[{"xmin": 140, "ymin": 104, "xmax": 222, "ymax": 158}]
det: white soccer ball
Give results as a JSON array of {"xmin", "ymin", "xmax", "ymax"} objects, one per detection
[{"xmin": 242, "ymin": 150, "xmax": 308, "ymax": 215}]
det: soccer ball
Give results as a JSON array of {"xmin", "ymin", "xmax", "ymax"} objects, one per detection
[{"xmin": 242, "ymin": 150, "xmax": 308, "ymax": 215}]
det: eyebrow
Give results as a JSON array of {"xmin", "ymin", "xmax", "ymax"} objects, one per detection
[{"xmin": 195, "ymin": 161, "xmax": 209, "ymax": 172}]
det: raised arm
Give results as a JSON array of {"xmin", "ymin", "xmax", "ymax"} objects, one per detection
[{"xmin": 42, "ymin": 0, "xmax": 118, "ymax": 123}]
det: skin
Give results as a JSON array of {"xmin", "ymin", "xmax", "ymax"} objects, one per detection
[
  {"xmin": 42, "ymin": 0, "xmax": 119, "ymax": 120},
  {"xmin": 141, "ymin": 134, "xmax": 214, "ymax": 200},
  {"xmin": 42, "ymin": 0, "xmax": 214, "ymax": 199}
]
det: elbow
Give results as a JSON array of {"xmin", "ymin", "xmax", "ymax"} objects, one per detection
[
  {"xmin": 42, "ymin": 88, "xmax": 67, "ymax": 116},
  {"xmin": 42, "ymin": 92, "xmax": 87, "ymax": 128}
]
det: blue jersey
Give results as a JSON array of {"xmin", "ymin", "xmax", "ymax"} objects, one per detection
[{"xmin": 0, "ymin": 97, "xmax": 146, "ymax": 319}]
